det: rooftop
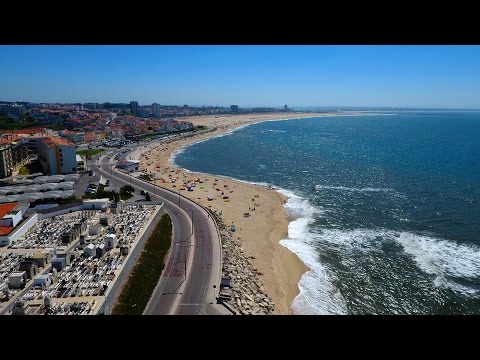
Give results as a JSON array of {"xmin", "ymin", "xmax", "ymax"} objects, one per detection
[
  {"xmin": 0, "ymin": 226, "xmax": 14, "ymax": 236},
  {"xmin": 42, "ymin": 137, "xmax": 73, "ymax": 147},
  {"xmin": 0, "ymin": 135, "xmax": 21, "ymax": 146},
  {"xmin": 0, "ymin": 203, "xmax": 17, "ymax": 219}
]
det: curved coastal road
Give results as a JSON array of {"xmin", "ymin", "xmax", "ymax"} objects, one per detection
[{"xmin": 91, "ymin": 148, "xmax": 227, "ymax": 315}]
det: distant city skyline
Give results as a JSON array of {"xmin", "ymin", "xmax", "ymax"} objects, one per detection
[{"xmin": 1, "ymin": 45, "xmax": 480, "ymax": 109}]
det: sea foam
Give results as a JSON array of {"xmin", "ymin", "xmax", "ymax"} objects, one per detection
[{"xmin": 277, "ymin": 188, "xmax": 348, "ymax": 314}]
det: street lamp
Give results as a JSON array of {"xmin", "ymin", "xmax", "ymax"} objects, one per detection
[{"xmin": 212, "ymin": 285, "xmax": 217, "ymax": 304}]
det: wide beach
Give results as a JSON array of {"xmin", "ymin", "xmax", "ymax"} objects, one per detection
[{"xmin": 134, "ymin": 112, "xmax": 333, "ymax": 314}]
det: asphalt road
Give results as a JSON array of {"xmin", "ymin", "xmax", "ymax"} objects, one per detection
[{"xmin": 91, "ymin": 148, "xmax": 227, "ymax": 315}]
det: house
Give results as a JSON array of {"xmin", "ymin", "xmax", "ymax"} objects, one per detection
[
  {"xmin": 100, "ymin": 214, "xmax": 112, "ymax": 226},
  {"xmin": 8, "ymin": 271, "xmax": 27, "ymax": 289},
  {"xmin": 33, "ymin": 274, "xmax": 51, "ymax": 288},
  {"xmin": 88, "ymin": 223, "xmax": 102, "ymax": 236},
  {"xmin": 32, "ymin": 252, "xmax": 51, "ymax": 268},
  {"xmin": 56, "ymin": 251, "xmax": 71, "ymax": 266},
  {"xmin": 61, "ymin": 232, "xmax": 74, "ymax": 244},
  {"xmin": 73, "ymin": 222, "xmax": 87, "ymax": 234},
  {"xmin": 51, "ymin": 257, "xmax": 66, "ymax": 271},
  {"xmin": 0, "ymin": 202, "xmax": 23, "ymax": 246},
  {"xmin": 104, "ymin": 234, "xmax": 117, "ymax": 250},
  {"xmin": 115, "ymin": 160, "xmax": 139, "ymax": 172},
  {"xmin": 18, "ymin": 260, "xmax": 38, "ymax": 280},
  {"xmin": 83, "ymin": 243, "xmax": 96, "ymax": 257},
  {"xmin": 95, "ymin": 243, "xmax": 105, "ymax": 257},
  {"xmin": 11, "ymin": 299, "xmax": 32, "ymax": 315},
  {"xmin": 120, "ymin": 245, "xmax": 130, "ymax": 256},
  {"xmin": 110, "ymin": 201, "xmax": 125, "ymax": 214}
]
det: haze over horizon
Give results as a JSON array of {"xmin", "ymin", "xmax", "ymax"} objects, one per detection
[{"xmin": 1, "ymin": 45, "xmax": 480, "ymax": 109}]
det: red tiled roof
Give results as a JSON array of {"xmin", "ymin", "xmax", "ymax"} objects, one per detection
[
  {"xmin": 0, "ymin": 135, "xmax": 21, "ymax": 146},
  {"xmin": 0, "ymin": 202, "xmax": 17, "ymax": 219},
  {"xmin": 42, "ymin": 136, "xmax": 73, "ymax": 147},
  {"xmin": 14, "ymin": 127, "xmax": 47, "ymax": 135},
  {"xmin": 0, "ymin": 226, "xmax": 14, "ymax": 235}
]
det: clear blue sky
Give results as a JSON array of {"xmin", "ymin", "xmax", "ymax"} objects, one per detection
[{"xmin": 1, "ymin": 45, "xmax": 480, "ymax": 108}]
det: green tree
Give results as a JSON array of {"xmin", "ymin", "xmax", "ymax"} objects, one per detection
[{"xmin": 120, "ymin": 184, "xmax": 134, "ymax": 195}]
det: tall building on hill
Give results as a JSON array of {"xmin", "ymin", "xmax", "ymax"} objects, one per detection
[{"xmin": 130, "ymin": 101, "xmax": 138, "ymax": 116}]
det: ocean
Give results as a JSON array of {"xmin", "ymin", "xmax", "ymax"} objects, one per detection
[{"xmin": 173, "ymin": 112, "xmax": 480, "ymax": 314}]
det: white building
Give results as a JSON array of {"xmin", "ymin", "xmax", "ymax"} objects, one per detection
[
  {"xmin": 38, "ymin": 137, "xmax": 77, "ymax": 175},
  {"xmin": 59, "ymin": 130, "xmax": 86, "ymax": 144},
  {"xmin": 115, "ymin": 160, "xmax": 139, "ymax": 172},
  {"xmin": 0, "ymin": 208, "xmax": 22, "ymax": 227},
  {"xmin": 104, "ymin": 234, "xmax": 117, "ymax": 250}
]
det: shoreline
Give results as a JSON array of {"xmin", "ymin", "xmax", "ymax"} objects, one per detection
[{"xmin": 135, "ymin": 112, "xmax": 345, "ymax": 314}]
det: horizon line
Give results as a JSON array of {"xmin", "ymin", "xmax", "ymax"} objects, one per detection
[{"xmin": 1, "ymin": 100, "xmax": 479, "ymax": 111}]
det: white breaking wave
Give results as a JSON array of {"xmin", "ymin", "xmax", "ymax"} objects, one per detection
[
  {"xmin": 315, "ymin": 185, "xmax": 394, "ymax": 193},
  {"xmin": 170, "ymin": 147, "xmax": 187, "ymax": 167},
  {"xmin": 314, "ymin": 227, "xmax": 480, "ymax": 298},
  {"xmin": 264, "ymin": 129, "xmax": 287, "ymax": 133},
  {"xmin": 277, "ymin": 188, "xmax": 348, "ymax": 314},
  {"xmin": 396, "ymin": 232, "xmax": 480, "ymax": 297}
]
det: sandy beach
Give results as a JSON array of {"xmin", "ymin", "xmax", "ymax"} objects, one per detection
[{"xmin": 135, "ymin": 112, "xmax": 332, "ymax": 314}]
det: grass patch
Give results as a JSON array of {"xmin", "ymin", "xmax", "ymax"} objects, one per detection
[
  {"xmin": 76, "ymin": 148, "xmax": 105, "ymax": 156},
  {"xmin": 82, "ymin": 183, "xmax": 120, "ymax": 202},
  {"xmin": 111, "ymin": 213, "xmax": 172, "ymax": 315},
  {"xmin": 120, "ymin": 192, "xmax": 133, "ymax": 200},
  {"xmin": 18, "ymin": 166, "xmax": 29, "ymax": 175}
]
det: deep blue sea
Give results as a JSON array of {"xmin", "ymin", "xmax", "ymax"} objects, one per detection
[{"xmin": 174, "ymin": 112, "xmax": 480, "ymax": 314}]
